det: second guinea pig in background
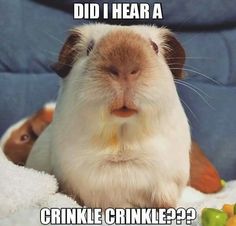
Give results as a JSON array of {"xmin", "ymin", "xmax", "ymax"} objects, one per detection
[{"xmin": 27, "ymin": 24, "xmax": 191, "ymax": 208}]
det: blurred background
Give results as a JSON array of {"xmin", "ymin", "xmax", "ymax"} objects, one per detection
[{"xmin": 0, "ymin": 0, "xmax": 236, "ymax": 179}]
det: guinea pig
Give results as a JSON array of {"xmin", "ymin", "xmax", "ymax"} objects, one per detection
[
  {"xmin": 26, "ymin": 24, "xmax": 191, "ymax": 208},
  {"xmin": 0, "ymin": 102, "xmax": 55, "ymax": 165},
  {"xmin": 2, "ymin": 106, "xmax": 221, "ymax": 193}
]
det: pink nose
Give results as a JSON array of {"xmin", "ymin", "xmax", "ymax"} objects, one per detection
[{"xmin": 108, "ymin": 66, "xmax": 140, "ymax": 81}]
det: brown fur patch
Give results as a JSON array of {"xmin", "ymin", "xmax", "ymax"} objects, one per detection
[
  {"xmin": 93, "ymin": 30, "xmax": 153, "ymax": 76},
  {"xmin": 164, "ymin": 33, "xmax": 185, "ymax": 79},
  {"xmin": 189, "ymin": 141, "xmax": 222, "ymax": 193},
  {"xmin": 92, "ymin": 129, "xmax": 119, "ymax": 149},
  {"xmin": 52, "ymin": 30, "xmax": 82, "ymax": 78},
  {"xmin": 3, "ymin": 107, "xmax": 54, "ymax": 165}
]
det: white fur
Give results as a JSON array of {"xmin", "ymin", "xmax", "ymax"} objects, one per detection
[
  {"xmin": 26, "ymin": 24, "xmax": 191, "ymax": 208},
  {"xmin": 44, "ymin": 102, "xmax": 56, "ymax": 111}
]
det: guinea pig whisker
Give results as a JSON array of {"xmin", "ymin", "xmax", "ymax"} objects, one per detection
[
  {"xmin": 170, "ymin": 63, "xmax": 212, "ymax": 78},
  {"xmin": 183, "ymin": 68, "xmax": 221, "ymax": 85},
  {"xmin": 169, "ymin": 62, "xmax": 209, "ymax": 71},
  {"xmin": 175, "ymin": 80, "xmax": 207, "ymax": 100},
  {"xmin": 166, "ymin": 56, "xmax": 213, "ymax": 60},
  {"xmin": 174, "ymin": 80, "xmax": 214, "ymax": 109},
  {"xmin": 41, "ymin": 49, "xmax": 60, "ymax": 56},
  {"xmin": 168, "ymin": 62, "xmax": 216, "ymax": 84},
  {"xmin": 43, "ymin": 31, "xmax": 65, "ymax": 45},
  {"xmin": 56, "ymin": 62, "xmax": 74, "ymax": 67},
  {"xmin": 170, "ymin": 67, "xmax": 221, "ymax": 85},
  {"xmin": 169, "ymin": 64, "xmax": 220, "ymax": 90},
  {"xmin": 49, "ymin": 60, "xmax": 74, "ymax": 68},
  {"xmin": 135, "ymin": 90, "xmax": 158, "ymax": 107},
  {"xmin": 47, "ymin": 58, "xmax": 73, "ymax": 66},
  {"xmin": 179, "ymin": 98, "xmax": 198, "ymax": 121},
  {"xmin": 168, "ymin": 63, "xmax": 213, "ymax": 77},
  {"xmin": 175, "ymin": 79, "xmax": 211, "ymax": 98}
]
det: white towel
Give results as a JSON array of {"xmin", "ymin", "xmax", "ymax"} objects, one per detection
[{"xmin": 0, "ymin": 147, "xmax": 236, "ymax": 226}]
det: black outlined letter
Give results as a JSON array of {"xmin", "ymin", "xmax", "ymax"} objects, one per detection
[{"xmin": 152, "ymin": 3, "xmax": 163, "ymax": 19}]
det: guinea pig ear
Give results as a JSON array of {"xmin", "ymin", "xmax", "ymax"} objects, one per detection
[
  {"xmin": 52, "ymin": 29, "xmax": 82, "ymax": 78},
  {"xmin": 163, "ymin": 32, "xmax": 185, "ymax": 79},
  {"xmin": 30, "ymin": 106, "xmax": 54, "ymax": 137}
]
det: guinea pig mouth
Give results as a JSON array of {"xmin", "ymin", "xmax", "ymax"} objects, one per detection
[{"xmin": 111, "ymin": 106, "xmax": 138, "ymax": 118}]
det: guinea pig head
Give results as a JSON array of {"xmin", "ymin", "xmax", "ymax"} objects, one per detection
[
  {"xmin": 0, "ymin": 105, "xmax": 54, "ymax": 165},
  {"xmin": 52, "ymin": 25, "xmax": 185, "ymax": 141}
]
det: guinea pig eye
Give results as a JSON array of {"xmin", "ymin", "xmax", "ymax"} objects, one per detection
[
  {"xmin": 150, "ymin": 40, "xmax": 158, "ymax": 54},
  {"xmin": 87, "ymin": 39, "xmax": 94, "ymax": 56},
  {"xmin": 20, "ymin": 134, "xmax": 30, "ymax": 143}
]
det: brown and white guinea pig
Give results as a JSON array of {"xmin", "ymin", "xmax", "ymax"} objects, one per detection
[
  {"xmin": 0, "ymin": 103, "xmax": 55, "ymax": 165},
  {"xmin": 26, "ymin": 23, "xmax": 191, "ymax": 208}
]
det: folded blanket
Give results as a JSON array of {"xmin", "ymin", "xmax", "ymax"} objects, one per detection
[{"xmin": 0, "ymin": 147, "xmax": 235, "ymax": 226}]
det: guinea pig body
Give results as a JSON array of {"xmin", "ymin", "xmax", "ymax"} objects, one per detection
[{"xmin": 26, "ymin": 24, "xmax": 191, "ymax": 208}]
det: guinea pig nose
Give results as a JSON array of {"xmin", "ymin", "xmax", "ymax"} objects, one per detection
[
  {"xmin": 130, "ymin": 68, "xmax": 139, "ymax": 76},
  {"xmin": 108, "ymin": 65, "xmax": 140, "ymax": 81},
  {"xmin": 109, "ymin": 66, "xmax": 119, "ymax": 78},
  {"xmin": 127, "ymin": 68, "xmax": 140, "ymax": 80}
]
